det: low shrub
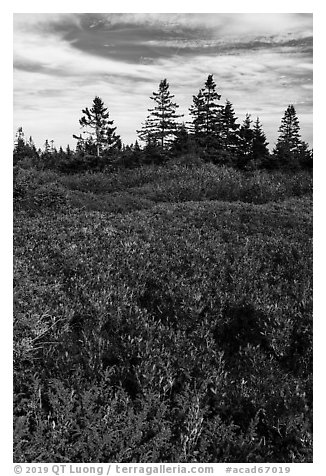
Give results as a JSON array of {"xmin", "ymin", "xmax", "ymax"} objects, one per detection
[
  {"xmin": 14, "ymin": 196, "xmax": 312, "ymax": 462},
  {"xmin": 32, "ymin": 183, "xmax": 68, "ymax": 209},
  {"xmin": 14, "ymin": 167, "xmax": 68, "ymax": 211},
  {"xmin": 58, "ymin": 165, "xmax": 312, "ymax": 207}
]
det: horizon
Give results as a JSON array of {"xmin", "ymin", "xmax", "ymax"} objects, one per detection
[{"xmin": 13, "ymin": 13, "xmax": 313, "ymax": 151}]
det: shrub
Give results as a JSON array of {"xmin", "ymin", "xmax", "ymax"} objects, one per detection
[
  {"xmin": 14, "ymin": 194, "xmax": 312, "ymax": 462},
  {"xmin": 56, "ymin": 165, "xmax": 312, "ymax": 214},
  {"xmin": 32, "ymin": 183, "xmax": 68, "ymax": 209},
  {"xmin": 14, "ymin": 167, "xmax": 68, "ymax": 211}
]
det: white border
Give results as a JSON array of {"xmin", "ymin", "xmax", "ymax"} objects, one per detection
[{"xmin": 4, "ymin": 2, "xmax": 322, "ymax": 474}]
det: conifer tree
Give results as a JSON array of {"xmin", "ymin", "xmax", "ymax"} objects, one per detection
[
  {"xmin": 298, "ymin": 141, "xmax": 313, "ymax": 169},
  {"xmin": 137, "ymin": 117, "xmax": 158, "ymax": 146},
  {"xmin": 133, "ymin": 140, "xmax": 141, "ymax": 152},
  {"xmin": 40, "ymin": 139, "xmax": 56, "ymax": 169},
  {"xmin": 252, "ymin": 117, "xmax": 270, "ymax": 168},
  {"xmin": 57, "ymin": 146, "xmax": 65, "ymax": 159},
  {"xmin": 66, "ymin": 144, "xmax": 72, "ymax": 158},
  {"xmin": 171, "ymin": 123, "xmax": 192, "ymax": 156},
  {"xmin": 28, "ymin": 136, "xmax": 36, "ymax": 150},
  {"xmin": 220, "ymin": 100, "xmax": 241, "ymax": 153},
  {"xmin": 44, "ymin": 139, "xmax": 51, "ymax": 155},
  {"xmin": 15, "ymin": 126, "xmax": 25, "ymax": 146},
  {"xmin": 188, "ymin": 89, "xmax": 206, "ymax": 137},
  {"xmin": 13, "ymin": 127, "xmax": 38, "ymax": 165},
  {"xmin": 276, "ymin": 105, "xmax": 301, "ymax": 150},
  {"xmin": 201, "ymin": 74, "xmax": 222, "ymax": 135},
  {"xmin": 74, "ymin": 96, "xmax": 120, "ymax": 157},
  {"xmin": 137, "ymin": 79, "xmax": 183, "ymax": 149},
  {"xmin": 130, "ymin": 140, "xmax": 143, "ymax": 166},
  {"xmin": 273, "ymin": 104, "xmax": 305, "ymax": 169},
  {"xmin": 75, "ymin": 136, "xmax": 86, "ymax": 154},
  {"xmin": 237, "ymin": 114, "xmax": 254, "ymax": 169},
  {"xmin": 13, "ymin": 127, "xmax": 25, "ymax": 165},
  {"xmin": 189, "ymin": 74, "xmax": 223, "ymax": 153}
]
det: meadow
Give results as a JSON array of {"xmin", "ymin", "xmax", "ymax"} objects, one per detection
[{"xmin": 13, "ymin": 164, "xmax": 312, "ymax": 462}]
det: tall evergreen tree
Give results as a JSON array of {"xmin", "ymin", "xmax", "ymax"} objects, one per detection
[
  {"xmin": 252, "ymin": 117, "xmax": 270, "ymax": 168},
  {"xmin": 220, "ymin": 100, "xmax": 241, "ymax": 154},
  {"xmin": 276, "ymin": 105, "xmax": 301, "ymax": 150},
  {"xmin": 201, "ymin": 74, "xmax": 222, "ymax": 135},
  {"xmin": 137, "ymin": 79, "xmax": 183, "ymax": 149},
  {"xmin": 189, "ymin": 74, "xmax": 223, "ymax": 153},
  {"xmin": 273, "ymin": 104, "xmax": 307, "ymax": 169},
  {"xmin": 188, "ymin": 89, "xmax": 206, "ymax": 137},
  {"xmin": 237, "ymin": 114, "xmax": 254, "ymax": 169},
  {"xmin": 74, "ymin": 96, "xmax": 120, "ymax": 157}
]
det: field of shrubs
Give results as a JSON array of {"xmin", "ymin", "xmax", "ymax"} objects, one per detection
[{"xmin": 13, "ymin": 164, "xmax": 313, "ymax": 462}]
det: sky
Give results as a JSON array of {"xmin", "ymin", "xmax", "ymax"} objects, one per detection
[{"xmin": 13, "ymin": 12, "xmax": 313, "ymax": 150}]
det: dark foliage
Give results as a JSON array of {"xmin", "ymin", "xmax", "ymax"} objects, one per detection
[
  {"xmin": 14, "ymin": 163, "xmax": 312, "ymax": 462},
  {"xmin": 137, "ymin": 79, "xmax": 183, "ymax": 149},
  {"xmin": 14, "ymin": 78, "xmax": 312, "ymax": 173},
  {"xmin": 13, "ymin": 127, "xmax": 39, "ymax": 166},
  {"xmin": 272, "ymin": 105, "xmax": 312, "ymax": 170},
  {"xmin": 13, "ymin": 76, "xmax": 312, "ymax": 462},
  {"xmin": 73, "ymin": 96, "xmax": 121, "ymax": 158}
]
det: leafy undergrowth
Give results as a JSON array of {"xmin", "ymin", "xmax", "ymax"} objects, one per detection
[
  {"xmin": 13, "ymin": 165, "xmax": 312, "ymax": 462},
  {"xmin": 14, "ymin": 164, "xmax": 312, "ymax": 213}
]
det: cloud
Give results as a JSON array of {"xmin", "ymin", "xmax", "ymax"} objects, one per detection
[
  {"xmin": 13, "ymin": 13, "xmax": 313, "ymax": 149},
  {"xmin": 14, "ymin": 13, "xmax": 313, "ymax": 64}
]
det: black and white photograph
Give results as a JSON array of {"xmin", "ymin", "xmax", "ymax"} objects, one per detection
[{"xmin": 13, "ymin": 9, "xmax": 313, "ymax": 464}]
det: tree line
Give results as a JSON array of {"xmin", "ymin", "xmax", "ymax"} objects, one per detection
[{"xmin": 13, "ymin": 75, "xmax": 313, "ymax": 173}]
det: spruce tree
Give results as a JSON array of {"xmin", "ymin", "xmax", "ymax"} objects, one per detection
[
  {"xmin": 252, "ymin": 117, "xmax": 270, "ymax": 168},
  {"xmin": 137, "ymin": 79, "xmax": 183, "ymax": 149},
  {"xmin": 188, "ymin": 89, "xmax": 206, "ymax": 137},
  {"xmin": 13, "ymin": 127, "xmax": 38, "ymax": 165},
  {"xmin": 130, "ymin": 140, "xmax": 143, "ymax": 166},
  {"xmin": 28, "ymin": 136, "xmax": 36, "ymax": 151},
  {"xmin": 137, "ymin": 117, "xmax": 158, "ymax": 146},
  {"xmin": 201, "ymin": 74, "xmax": 222, "ymax": 135},
  {"xmin": 74, "ymin": 96, "xmax": 120, "ymax": 157},
  {"xmin": 277, "ymin": 105, "xmax": 301, "ymax": 149},
  {"xmin": 40, "ymin": 139, "xmax": 56, "ymax": 169},
  {"xmin": 171, "ymin": 123, "xmax": 192, "ymax": 156},
  {"xmin": 189, "ymin": 74, "xmax": 223, "ymax": 154},
  {"xmin": 133, "ymin": 140, "xmax": 141, "ymax": 153},
  {"xmin": 237, "ymin": 114, "xmax": 254, "ymax": 169},
  {"xmin": 13, "ymin": 128, "xmax": 25, "ymax": 165},
  {"xmin": 66, "ymin": 145, "xmax": 72, "ymax": 158},
  {"xmin": 298, "ymin": 141, "xmax": 313, "ymax": 169},
  {"xmin": 220, "ymin": 100, "xmax": 241, "ymax": 154},
  {"xmin": 273, "ymin": 104, "xmax": 304, "ymax": 169},
  {"xmin": 43, "ymin": 139, "xmax": 51, "ymax": 155},
  {"xmin": 15, "ymin": 126, "xmax": 25, "ymax": 145},
  {"xmin": 57, "ymin": 146, "xmax": 66, "ymax": 159}
]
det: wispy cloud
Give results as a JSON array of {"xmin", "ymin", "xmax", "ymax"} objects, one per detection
[{"xmin": 13, "ymin": 13, "xmax": 313, "ymax": 149}]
